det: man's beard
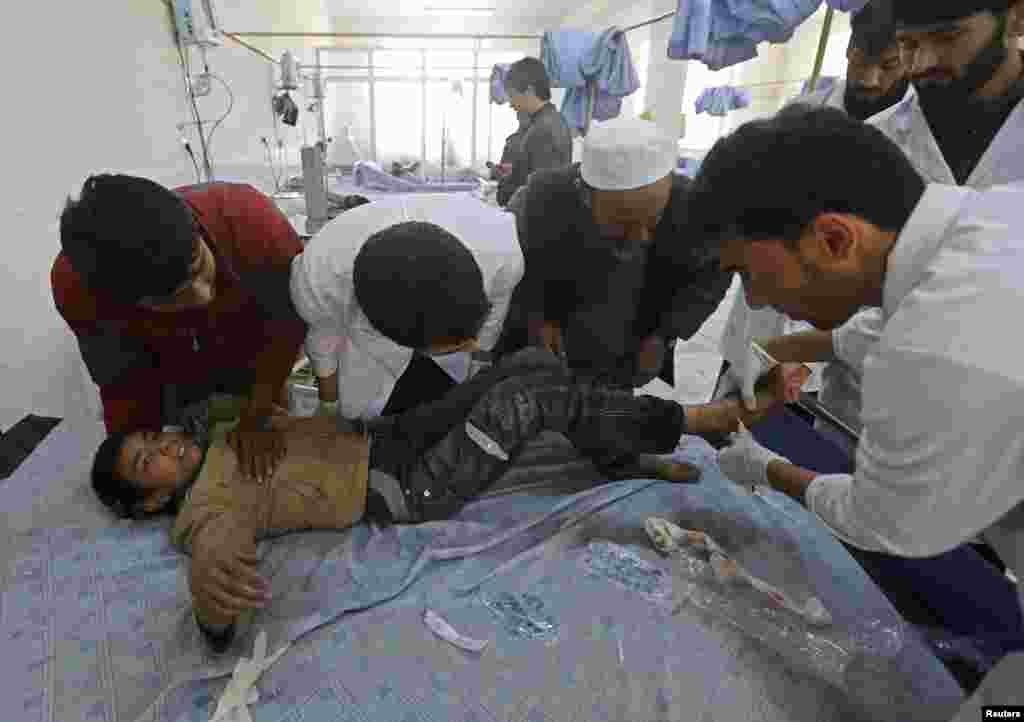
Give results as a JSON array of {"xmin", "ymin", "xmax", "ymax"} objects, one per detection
[
  {"xmin": 843, "ymin": 77, "xmax": 912, "ymax": 120},
  {"xmin": 914, "ymin": 19, "xmax": 1010, "ymax": 118}
]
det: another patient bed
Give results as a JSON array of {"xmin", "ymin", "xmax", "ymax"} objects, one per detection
[{"xmin": 1, "ymin": 420, "xmax": 965, "ymax": 722}]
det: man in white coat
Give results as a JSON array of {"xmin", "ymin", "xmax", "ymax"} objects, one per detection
[
  {"xmin": 716, "ymin": 1, "xmax": 910, "ymax": 454},
  {"xmin": 873, "ymin": 0, "xmax": 1024, "ymax": 188},
  {"xmin": 800, "ymin": 0, "xmax": 911, "ymax": 120},
  {"xmin": 290, "ymin": 194, "xmax": 524, "ymax": 421},
  {"xmin": 731, "ymin": 0, "xmax": 1024, "ymax": 454},
  {"xmin": 693, "ymin": 105, "xmax": 1024, "ymax": 717}
]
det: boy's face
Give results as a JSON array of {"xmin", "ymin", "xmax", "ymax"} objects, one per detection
[{"xmin": 115, "ymin": 430, "xmax": 204, "ymax": 513}]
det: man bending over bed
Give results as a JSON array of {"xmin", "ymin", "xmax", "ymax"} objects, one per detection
[{"xmin": 90, "ymin": 349, "xmax": 798, "ymax": 650}]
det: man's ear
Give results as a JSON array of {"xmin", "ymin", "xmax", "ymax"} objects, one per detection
[{"xmin": 805, "ymin": 214, "xmax": 851, "ymax": 264}]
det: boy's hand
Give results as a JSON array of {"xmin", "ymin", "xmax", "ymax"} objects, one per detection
[
  {"xmin": 190, "ymin": 517, "xmax": 270, "ymax": 628},
  {"xmin": 227, "ymin": 425, "xmax": 287, "ymax": 484}
]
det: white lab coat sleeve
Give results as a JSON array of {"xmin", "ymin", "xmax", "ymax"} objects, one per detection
[
  {"xmin": 289, "ymin": 252, "xmax": 350, "ymax": 378},
  {"xmin": 831, "ymin": 307, "xmax": 884, "ymax": 375},
  {"xmin": 476, "ymin": 247, "xmax": 525, "ymax": 352},
  {"xmin": 805, "ymin": 474, "xmax": 892, "ymax": 554},
  {"xmin": 808, "ymin": 343, "xmax": 1024, "ymax": 559}
]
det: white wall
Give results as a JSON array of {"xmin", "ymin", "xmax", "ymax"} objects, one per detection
[{"xmin": 0, "ymin": 0, "xmax": 324, "ymax": 431}]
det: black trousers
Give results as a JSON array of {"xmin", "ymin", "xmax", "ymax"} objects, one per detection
[{"xmin": 380, "ymin": 353, "xmax": 457, "ymax": 416}]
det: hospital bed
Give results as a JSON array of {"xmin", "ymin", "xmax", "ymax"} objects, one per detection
[
  {"xmin": 707, "ymin": 362, "xmax": 1024, "ymax": 690},
  {"xmin": 0, "ymin": 415, "xmax": 968, "ymax": 722},
  {"xmin": 272, "ymin": 164, "xmax": 489, "ymax": 241}
]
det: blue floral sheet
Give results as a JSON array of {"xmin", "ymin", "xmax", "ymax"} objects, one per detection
[{"xmin": 0, "ymin": 423, "xmax": 964, "ymax": 722}]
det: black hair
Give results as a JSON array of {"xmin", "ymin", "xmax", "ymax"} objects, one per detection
[
  {"xmin": 850, "ymin": 1, "xmax": 899, "ymax": 59},
  {"xmin": 689, "ymin": 105, "xmax": 926, "ymax": 247},
  {"xmin": 60, "ymin": 174, "xmax": 196, "ymax": 304},
  {"xmin": 891, "ymin": 0, "xmax": 1013, "ymax": 28},
  {"xmin": 505, "ymin": 57, "xmax": 552, "ymax": 101},
  {"xmin": 342, "ymin": 194, "xmax": 371, "ymax": 211},
  {"xmin": 91, "ymin": 432, "xmax": 146, "ymax": 519},
  {"xmin": 353, "ymin": 221, "xmax": 492, "ymax": 349}
]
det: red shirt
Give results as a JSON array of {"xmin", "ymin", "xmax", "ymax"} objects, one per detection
[{"xmin": 52, "ymin": 182, "xmax": 306, "ymax": 433}]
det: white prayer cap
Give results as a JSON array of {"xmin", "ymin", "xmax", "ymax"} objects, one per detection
[{"xmin": 581, "ymin": 117, "xmax": 677, "ymax": 191}]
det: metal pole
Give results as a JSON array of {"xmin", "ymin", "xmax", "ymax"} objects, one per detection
[
  {"xmin": 808, "ymin": 7, "xmax": 835, "ymax": 93},
  {"xmin": 471, "ymin": 41, "xmax": 480, "ymax": 168},
  {"xmin": 226, "ymin": 31, "xmax": 542, "ymax": 40},
  {"xmin": 583, "ymin": 80, "xmax": 597, "ymax": 136},
  {"xmin": 421, "ymin": 50, "xmax": 428, "ymax": 170},
  {"xmin": 315, "ymin": 49, "xmax": 327, "ymax": 146},
  {"xmin": 223, "ymin": 33, "xmax": 277, "ymax": 63},
  {"xmin": 368, "ymin": 49, "xmax": 378, "ymax": 163},
  {"xmin": 622, "ymin": 10, "xmax": 676, "ymax": 34}
]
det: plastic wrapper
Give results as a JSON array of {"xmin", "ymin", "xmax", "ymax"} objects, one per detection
[
  {"xmin": 579, "ymin": 541, "xmax": 674, "ymax": 601},
  {"xmin": 645, "ymin": 518, "xmax": 906, "ymax": 711},
  {"xmin": 645, "ymin": 519, "xmax": 831, "ymax": 625},
  {"xmin": 480, "ymin": 592, "xmax": 560, "ymax": 642},
  {"xmin": 424, "ymin": 609, "xmax": 489, "ymax": 652}
]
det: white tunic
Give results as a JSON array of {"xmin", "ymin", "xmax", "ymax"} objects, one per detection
[
  {"xmin": 867, "ymin": 88, "xmax": 1024, "ymax": 188},
  {"xmin": 290, "ymin": 194, "xmax": 524, "ymax": 419},
  {"xmin": 806, "ymin": 184, "xmax": 1024, "ymax": 617},
  {"xmin": 811, "ymin": 87, "xmax": 1024, "ymax": 430}
]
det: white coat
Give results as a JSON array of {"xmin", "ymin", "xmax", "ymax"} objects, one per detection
[
  {"xmin": 290, "ymin": 194, "xmax": 524, "ymax": 419},
  {"xmin": 867, "ymin": 90, "xmax": 1024, "ymax": 187},
  {"xmin": 806, "ymin": 184, "xmax": 1024, "ymax": 617}
]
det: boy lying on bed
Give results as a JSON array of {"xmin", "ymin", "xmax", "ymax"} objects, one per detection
[{"xmin": 89, "ymin": 349, "xmax": 798, "ymax": 650}]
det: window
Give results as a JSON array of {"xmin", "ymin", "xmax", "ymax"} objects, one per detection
[
  {"xmin": 319, "ymin": 50, "xmax": 370, "ymax": 78},
  {"xmin": 678, "ymin": 8, "xmax": 853, "ymax": 154},
  {"xmin": 475, "ymin": 80, "xmax": 520, "ymax": 164},
  {"xmin": 307, "ymin": 39, "xmax": 543, "ymax": 170},
  {"xmin": 374, "ymin": 81, "xmax": 424, "ymax": 164},
  {"xmin": 681, "ymin": 62, "xmax": 738, "ymax": 153},
  {"xmin": 425, "ymin": 51, "xmax": 477, "ymax": 75},
  {"xmin": 322, "ymin": 81, "xmax": 372, "ymax": 165},
  {"xmin": 425, "ymin": 80, "xmax": 472, "ymax": 171},
  {"xmin": 374, "ymin": 50, "xmax": 424, "ymax": 78}
]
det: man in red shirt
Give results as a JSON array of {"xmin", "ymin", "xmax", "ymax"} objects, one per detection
[{"xmin": 52, "ymin": 175, "xmax": 306, "ymax": 482}]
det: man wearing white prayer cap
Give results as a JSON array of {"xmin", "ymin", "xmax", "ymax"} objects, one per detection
[{"xmin": 495, "ymin": 116, "xmax": 732, "ymax": 392}]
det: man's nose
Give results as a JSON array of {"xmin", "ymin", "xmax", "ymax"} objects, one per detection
[
  {"xmin": 860, "ymin": 66, "xmax": 882, "ymax": 88},
  {"xmin": 905, "ymin": 45, "xmax": 939, "ymax": 77}
]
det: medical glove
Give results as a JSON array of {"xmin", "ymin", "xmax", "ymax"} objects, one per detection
[{"xmin": 717, "ymin": 421, "xmax": 790, "ymax": 488}]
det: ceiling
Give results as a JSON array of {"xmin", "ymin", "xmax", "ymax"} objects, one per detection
[{"xmin": 215, "ymin": 0, "xmax": 586, "ymax": 40}]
